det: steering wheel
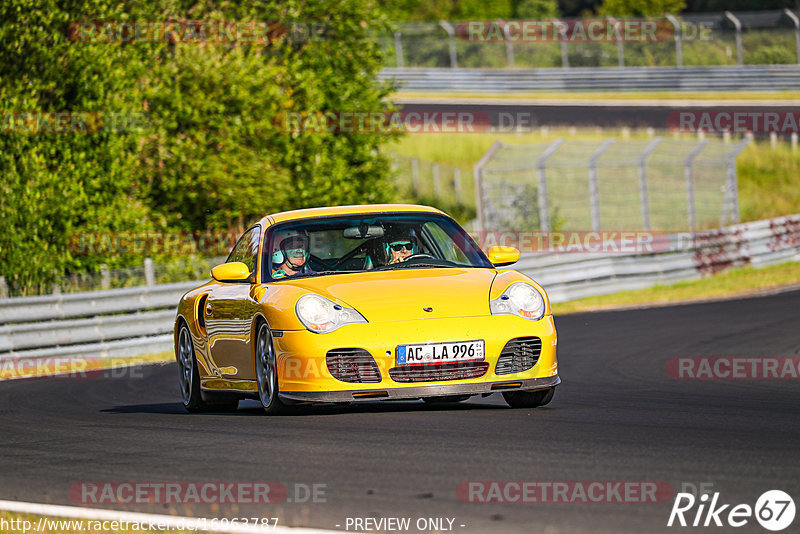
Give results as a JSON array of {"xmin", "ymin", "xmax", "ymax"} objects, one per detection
[{"xmin": 402, "ymin": 253, "xmax": 434, "ymax": 262}]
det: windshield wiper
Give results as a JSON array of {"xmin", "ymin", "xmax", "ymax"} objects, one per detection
[{"xmin": 375, "ymin": 262, "xmax": 454, "ymax": 270}]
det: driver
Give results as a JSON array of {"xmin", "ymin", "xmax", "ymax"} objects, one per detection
[
  {"xmin": 271, "ymin": 231, "xmax": 312, "ymax": 279},
  {"xmin": 384, "ymin": 231, "xmax": 418, "ymax": 264}
]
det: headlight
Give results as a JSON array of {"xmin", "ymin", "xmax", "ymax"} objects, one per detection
[
  {"xmin": 489, "ymin": 282, "xmax": 545, "ymax": 321},
  {"xmin": 295, "ymin": 294, "xmax": 367, "ymax": 334}
]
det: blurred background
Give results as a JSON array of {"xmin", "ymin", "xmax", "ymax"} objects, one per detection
[{"xmin": 1, "ymin": 0, "xmax": 799, "ymax": 298}]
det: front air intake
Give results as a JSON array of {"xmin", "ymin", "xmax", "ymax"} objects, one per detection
[
  {"xmin": 326, "ymin": 348, "xmax": 382, "ymax": 383},
  {"xmin": 495, "ymin": 337, "xmax": 542, "ymax": 375}
]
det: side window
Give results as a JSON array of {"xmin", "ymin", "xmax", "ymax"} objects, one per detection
[{"xmin": 226, "ymin": 226, "xmax": 261, "ymax": 274}]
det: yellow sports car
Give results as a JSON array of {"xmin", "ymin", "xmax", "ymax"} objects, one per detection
[{"xmin": 174, "ymin": 204, "xmax": 559, "ymax": 414}]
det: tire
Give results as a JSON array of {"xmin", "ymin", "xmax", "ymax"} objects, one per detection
[
  {"xmin": 177, "ymin": 323, "xmax": 238, "ymax": 413},
  {"xmin": 422, "ymin": 395, "xmax": 471, "ymax": 404},
  {"xmin": 255, "ymin": 322, "xmax": 285, "ymax": 415},
  {"xmin": 503, "ymin": 387, "xmax": 555, "ymax": 409}
]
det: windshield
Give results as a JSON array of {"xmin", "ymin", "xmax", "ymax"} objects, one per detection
[{"xmin": 263, "ymin": 213, "xmax": 492, "ymax": 280}]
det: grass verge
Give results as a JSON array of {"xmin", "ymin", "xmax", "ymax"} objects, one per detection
[{"xmin": 552, "ymin": 261, "xmax": 800, "ymax": 315}]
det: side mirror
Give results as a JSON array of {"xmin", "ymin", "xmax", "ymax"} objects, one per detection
[
  {"xmin": 211, "ymin": 262, "xmax": 252, "ymax": 283},
  {"xmin": 487, "ymin": 246, "xmax": 520, "ymax": 267}
]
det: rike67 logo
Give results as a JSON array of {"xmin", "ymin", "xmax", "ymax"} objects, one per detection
[{"xmin": 668, "ymin": 490, "xmax": 795, "ymax": 531}]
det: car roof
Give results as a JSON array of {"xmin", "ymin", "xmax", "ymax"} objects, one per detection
[{"xmin": 258, "ymin": 204, "xmax": 446, "ymax": 226}]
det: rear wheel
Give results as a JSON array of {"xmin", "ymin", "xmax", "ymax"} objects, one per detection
[
  {"xmin": 255, "ymin": 322, "xmax": 285, "ymax": 415},
  {"xmin": 503, "ymin": 387, "xmax": 555, "ymax": 409},
  {"xmin": 177, "ymin": 323, "xmax": 238, "ymax": 413},
  {"xmin": 422, "ymin": 395, "xmax": 471, "ymax": 404}
]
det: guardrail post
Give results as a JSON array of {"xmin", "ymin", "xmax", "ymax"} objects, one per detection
[
  {"xmin": 560, "ymin": 40, "xmax": 569, "ymax": 68},
  {"xmin": 432, "ymin": 163, "xmax": 440, "ymax": 198},
  {"xmin": 588, "ymin": 139, "xmax": 615, "ymax": 231},
  {"xmin": 784, "ymin": 9, "xmax": 800, "ymax": 65},
  {"xmin": 453, "ymin": 168, "xmax": 462, "ymax": 204},
  {"xmin": 394, "ymin": 31, "xmax": 404, "ymax": 68},
  {"xmin": 721, "ymin": 138, "xmax": 749, "ymax": 225},
  {"xmin": 608, "ymin": 17, "xmax": 625, "ymax": 67},
  {"xmin": 439, "ymin": 21, "xmax": 458, "ymax": 68},
  {"xmin": 537, "ymin": 139, "xmax": 565, "ymax": 232},
  {"xmin": 144, "ymin": 258, "xmax": 156, "ymax": 286},
  {"xmin": 638, "ymin": 137, "xmax": 663, "ymax": 231},
  {"xmin": 725, "ymin": 11, "xmax": 743, "ymax": 66},
  {"xmin": 665, "ymin": 14, "xmax": 683, "ymax": 67},
  {"xmin": 0, "ymin": 276, "xmax": 8, "ymax": 299},
  {"xmin": 473, "ymin": 141, "xmax": 504, "ymax": 232},
  {"xmin": 685, "ymin": 140, "xmax": 708, "ymax": 232}
]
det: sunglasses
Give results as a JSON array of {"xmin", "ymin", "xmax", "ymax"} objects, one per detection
[{"xmin": 390, "ymin": 241, "xmax": 413, "ymax": 252}]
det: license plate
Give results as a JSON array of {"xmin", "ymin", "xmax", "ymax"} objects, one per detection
[{"xmin": 396, "ymin": 340, "xmax": 484, "ymax": 365}]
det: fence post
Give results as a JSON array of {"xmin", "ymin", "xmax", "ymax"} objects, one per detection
[
  {"xmin": 100, "ymin": 264, "xmax": 110, "ymax": 290},
  {"xmin": 432, "ymin": 163, "xmax": 440, "ymax": 198},
  {"xmin": 537, "ymin": 139, "xmax": 565, "ymax": 232},
  {"xmin": 724, "ymin": 12, "xmax": 743, "ymax": 66},
  {"xmin": 473, "ymin": 141, "xmax": 504, "ymax": 232},
  {"xmin": 0, "ymin": 276, "xmax": 8, "ymax": 299},
  {"xmin": 784, "ymin": 9, "xmax": 800, "ymax": 65},
  {"xmin": 638, "ymin": 137, "xmax": 663, "ymax": 231},
  {"xmin": 588, "ymin": 139, "xmax": 615, "ymax": 231},
  {"xmin": 411, "ymin": 157, "xmax": 420, "ymax": 193},
  {"xmin": 394, "ymin": 31, "xmax": 404, "ymax": 68},
  {"xmin": 453, "ymin": 168, "xmax": 462, "ymax": 204},
  {"xmin": 665, "ymin": 14, "xmax": 683, "ymax": 67},
  {"xmin": 439, "ymin": 21, "xmax": 458, "ymax": 68},
  {"xmin": 500, "ymin": 21, "xmax": 515, "ymax": 67},
  {"xmin": 608, "ymin": 16, "xmax": 625, "ymax": 67},
  {"xmin": 685, "ymin": 140, "xmax": 708, "ymax": 232},
  {"xmin": 722, "ymin": 138, "xmax": 749, "ymax": 225},
  {"xmin": 144, "ymin": 258, "xmax": 156, "ymax": 286}
]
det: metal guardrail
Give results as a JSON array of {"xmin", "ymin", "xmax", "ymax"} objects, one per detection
[
  {"xmin": 0, "ymin": 281, "xmax": 199, "ymax": 324},
  {"xmin": 379, "ymin": 65, "xmax": 800, "ymax": 92},
  {"xmin": 0, "ymin": 214, "xmax": 797, "ymax": 362}
]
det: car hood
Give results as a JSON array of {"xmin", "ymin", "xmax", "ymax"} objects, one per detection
[{"xmin": 283, "ymin": 268, "xmax": 497, "ymax": 322}]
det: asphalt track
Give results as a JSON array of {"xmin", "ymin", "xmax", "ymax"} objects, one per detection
[
  {"xmin": 397, "ymin": 101, "xmax": 800, "ymax": 130},
  {"xmin": 1, "ymin": 289, "xmax": 799, "ymax": 533}
]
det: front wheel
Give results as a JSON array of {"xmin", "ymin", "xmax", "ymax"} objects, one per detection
[
  {"xmin": 255, "ymin": 322, "xmax": 285, "ymax": 415},
  {"xmin": 503, "ymin": 387, "xmax": 555, "ymax": 409}
]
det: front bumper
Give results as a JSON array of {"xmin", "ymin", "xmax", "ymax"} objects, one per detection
[
  {"xmin": 273, "ymin": 313, "xmax": 558, "ymax": 398},
  {"xmin": 281, "ymin": 375, "xmax": 560, "ymax": 402}
]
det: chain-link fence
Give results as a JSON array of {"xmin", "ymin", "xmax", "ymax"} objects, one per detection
[
  {"xmin": 379, "ymin": 10, "xmax": 800, "ymax": 69},
  {"xmin": 391, "ymin": 153, "xmax": 474, "ymax": 206},
  {"xmin": 474, "ymin": 138, "xmax": 750, "ymax": 233}
]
